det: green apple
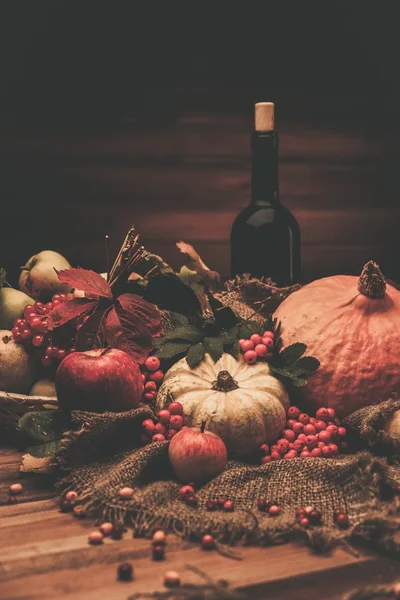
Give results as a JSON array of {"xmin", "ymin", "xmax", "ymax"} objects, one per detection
[
  {"xmin": 0, "ymin": 330, "xmax": 36, "ymax": 393},
  {"xmin": 0, "ymin": 287, "xmax": 34, "ymax": 330},
  {"xmin": 19, "ymin": 250, "xmax": 71, "ymax": 302},
  {"xmin": 30, "ymin": 378, "xmax": 57, "ymax": 398}
]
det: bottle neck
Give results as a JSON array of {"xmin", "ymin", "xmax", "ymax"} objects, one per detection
[{"xmin": 251, "ymin": 130, "xmax": 279, "ymax": 206}]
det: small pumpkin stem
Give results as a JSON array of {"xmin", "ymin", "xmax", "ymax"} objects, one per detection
[
  {"xmin": 200, "ymin": 421, "xmax": 206, "ymax": 433},
  {"xmin": 357, "ymin": 261, "xmax": 386, "ymax": 298},
  {"xmin": 212, "ymin": 371, "xmax": 239, "ymax": 392}
]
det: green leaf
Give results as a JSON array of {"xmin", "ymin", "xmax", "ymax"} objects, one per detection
[
  {"xmin": 292, "ymin": 377, "xmax": 308, "ymax": 387},
  {"xmin": 238, "ymin": 320, "xmax": 263, "ymax": 339},
  {"xmin": 207, "ymin": 294, "xmax": 238, "ymax": 329},
  {"xmin": 0, "ymin": 268, "xmax": 6, "ymax": 289},
  {"xmin": 169, "ymin": 312, "xmax": 190, "ymax": 328},
  {"xmin": 144, "ymin": 273, "xmax": 202, "ymax": 316},
  {"xmin": 156, "ymin": 340, "xmax": 192, "ymax": 360},
  {"xmin": 279, "ymin": 342, "xmax": 307, "ymax": 365},
  {"xmin": 18, "ymin": 410, "xmax": 70, "ymax": 446},
  {"xmin": 204, "ymin": 337, "xmax": 224, "ymax": 362},
  {"xmin": 269, "ymin": 364, "xmax": 296, "ymax": 379},
  {"xmin": 177, "ymin": 265, "xmax": 205, "ymax": 294},
  {"xmin": 186, "ymin": 342, "xmax": 206, "ymax": 368},
  {"xmin": 228, "ymin": 340, "xmax": 240, "ymax": 359},
  {"xmin": 164, "ymin": 326, "xmax": 204, "ymax": 343},
  {"xmin": 26, "ymin": 440, "xmax": 61, "ymax": 458},
  {"xmin": 293, "ymin": 356, "xmax": 320, "ymax": 373},
  {"xmin": 219, "ymin": 324, "xmax": 238, "ymax": 345}
]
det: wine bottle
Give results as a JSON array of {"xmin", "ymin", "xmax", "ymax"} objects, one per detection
[{"xmin": 230, "ymin": 102, "xmax": 301, "ymax": 285}]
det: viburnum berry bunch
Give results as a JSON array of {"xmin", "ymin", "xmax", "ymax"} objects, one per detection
[
  {"xmin": 11, "ymin": 293, "xmax": 78, "ymax": 369},
  {"xmin": 260, "ymin": 405, "xmax": 348, "ymax": 462},
  {"xmin": 239, "ymin": 330, "xmax": 275, "ymax": 365},
  {"xmin": 141, "ymin": 400, "xmax": 185, "ymax": 443},
  {"xmin": 141, "ymin": 356, "xmax": 165, "ymax": 404}
]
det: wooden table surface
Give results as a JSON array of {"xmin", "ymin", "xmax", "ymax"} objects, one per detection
[{"xmin": 0, "ymin": 447, "xmax": 398, "ymax": 600}]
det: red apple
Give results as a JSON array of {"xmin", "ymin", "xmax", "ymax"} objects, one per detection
[
  {"xmin": 56, "ymin": 347, "xmax": 143, "ymax": 412},
  {"xmin": 168, "ymin": 422, "xmax": 227, "ymax": 484}
]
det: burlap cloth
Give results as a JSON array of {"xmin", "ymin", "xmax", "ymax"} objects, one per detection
[{"xmin": 56, "ymin": 279, "xmax": 400, "ymax": 556}]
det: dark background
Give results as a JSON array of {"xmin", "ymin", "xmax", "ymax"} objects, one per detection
[{"xmin": 1, "ymin": 1, "xmax": 399, "ymax": 285}]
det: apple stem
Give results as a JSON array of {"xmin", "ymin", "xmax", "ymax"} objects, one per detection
[
  {"xmin": 100, "ymin": 346, "xmax": 113, "ymax": 357},
  {"xmin": 201, "ymin": 421, "xmax": 206, "ymax": 434}
]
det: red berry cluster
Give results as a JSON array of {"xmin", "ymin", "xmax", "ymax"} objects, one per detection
[
  {"xmin": 142, "ymin": 401, "xmax": 185, "ymax": 443},
  {"xmin": 179, "ymin": 487, "xmax": 234, "ymax": 512},
  {"xmin": 260, "ymin": 406, "xmax": 347, "ymax": 463},
  {"xmin": 239, "ymin": 331, "xmax": 275, "ymax": 365},
  {"xmin": 296, "ymin": 506, "xmax": 322, "ymax": 528},
  {"xmin": 12, "ymin": 294, "xmax": 77, "ymax": 368},
  {"xmin": 141, "ymin": 356, "xmax": 165, "ymax": 403},
  {"xmin": 257, "ymin": 499, "xmax": 281, "ymax": 516}
]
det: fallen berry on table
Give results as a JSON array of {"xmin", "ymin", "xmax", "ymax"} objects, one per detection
[
  {"xmin": 179, "ymin": 485, "xmax": 195, "ymax": 501},
  {"xmin": 117, "ymin": 562, "xmax": 134, "ymax": 582},
  {"xmin": 308, "ymin": 509, "xmax": 322, "ymax": 525},
  {"xmin": 335, "ymin": 512, "xmax": 349, "ymax": 528},
  {"xmin": 153, "ymin": 530, "xmax": 166, "ymax": 545},
  {"xmin": 119, "ymin": 487, "xmax": 134, "ymax": 499},
  {"xmin": 60, "ymin": 500, "xmax": 73, "ymax": 512},
  {"xmin": 164, "ymin": 570, "xmax": 181, "ymax": 588},
  {"xmin": 223, "ymin": 500, "xmax": 234, "ymax": 512},
  {"xmin": 168, "ymin": 402, "xmax": 184, "ymax": 416},
  {"xmin": 111, "ymin": 524, "xmax": 126, "ymax": 540},
  {"xmin": 201, "ymin": 534, "xmax": 215, "ymax": 550},
  {"xmin": 9, "ymin": 483, "xmax": 23, "ymax": 495},
  {"xmin": 206, "ymin": 499, "xmax": 217, "ymax": 511},
  {"xmin": 88, "ymin": 531, "xmax": 103, "ymax": 545},
  {"xmin": 152, "ymin": 545, "xmax": 165, "ymax": 561},
  {"xmin": 65, "ymin": 491, "xmax": 78, "ymax": 503},
  {"xmin": 100, "ymin": 522, "xmax": 113, "ymax": 536},
  {"xmin": 268, "ymin": 504, "xmax": 281, "ymax": 516},
  {"xmin": 73, "ymin": 505, "xmax": 86, "ymax": 518},
  {"xmin": 7, "ymin": 496, "xmax": 18, "ymax": 505}
]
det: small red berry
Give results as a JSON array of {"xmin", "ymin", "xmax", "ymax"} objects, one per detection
[
  {"xmin": 286, "ymin": 419, "xmax": 296, "ymax": 429},
  {"xmin": 240, "ymin": 339, "xmax": 255, "ymax": 353},
  {"xmin": 310, "ymin": 447, "xmax": 322, "ymax": 457},
  {"xmin": 261, "ymin": 455, "xmax": 272, "ymax": 464},
  {"xmin": 145, "ymin": 381, "xmax": 157, "ymax": 392},
  {"xmin": 327, "ymin": 408, "xmax": 336, "ymax": 420},
  {"xmin": 298, "ymin": 413, "xmax": 310, "ymax": 426},
  {"xmin": 326, "ymin": 425, "xmax": 339, "ymax": 439},
  {"xmin": 284, "ymin": 450, "xmax": 298, "ymax": 460},
  {"xmin": 287, "ymin": 406, "xmax": 301, "ymax": 419},
  {"xmin": 261, "ymin": 336, "xmax": 274, "ymax": 349},
  {"xmin": 32, "ymin": 334, "xmax": 45, "ymax": 347},
  {"xmin": 186, "ymin": 495, "xmax": 198, "ymax": 507},
  {"xmin": 154, "ymin": 423, "xmax": 167, "ymax": 435},
  {"xmin": 309, "ymin": 509, "xmax": 322, "ymax": 525},
  {"xmin": 259, "ymin": 443, "xmax": 270, "ymax": 455},
  {"xmin": 318, "ymin": 430, "xmax": 331, "ymax": 444},
  {"xmin": 318, "ymin": 441, "xmax": 326, "ymax": 449},
  {"xmin": 276, "ymin": 438, "xmax": 290, "ymax": 454},
  {"xmin": 167, "ymin": 429, "xmax": 177, "ymax": 439},
  {"xmin": 297, "ymin": 433, "xmax": 308, "ymax": 443},
  {"xmin": 254, "ymin": 343, "xmax": 268, "ymax": 357},
  {"xmin": 306, "ymin": 435, "xmax": 318, "ymax": 449},
  {"xmin": 223, "ymin": 500, "xmax": 234, "ymax": 512},
  {"xmin": 315, "ymin": 407, "xmax": 330, "ymax": 421},
  {"xmin": 141, "ymin": 373, "xmax": 147, "ymax": 383},
  {"xmin": 201, "ymin": 534, "xmax": 215, "ymax": 550},
  {"xmin": 168, "ymin": 402, "xmax": 184, "ymax": 416},
  {"xmin": 314, "ymin": 420, "xmax": 327, "ymax": 432},
  {"xmin": 328, "ymin": 443, "xmax": 339, "ymax": 456},
  {"xmin": 243, "ymin": 350, "xmax": 257, "ymax": 364},
  {"xmin": 179, "ymin": 485, "xmax": 195, "ymax": 500},
  {"xmin": 142, "ymin": 419, "xmax": 155, "ymax": 433},
  {"xmin": 338, "ymin": 427, "xmax": 347, "ymax": 438},
  {"xmin": 270, "ymin": 450, "xmax": 281, "ymax": 461},
  {"xmin": 262, "ymin": 330, "xmax": 275, "ymax": 339},
  {"xmin": 283, "ymin": 429, "xmax": 296, "ymax": 443},
  {"xmin": 149, "ymin": 370, "xmax": 164, "ymax": 385},
  {"xmin": 217, "ymin": 498, "xmax": 227, "ymax": 509},
  {"xmin": 41, "ymin": 354, "xmax": 52, "ymax": 367},
  {"xmin": 300, "ymin": 517, "xmax": 310, "ymax": 528},
  {"xmin": 304, "ymin": 424, "xmax": 316, "ymax": 435},
  {"xmin": 57, "ymin": 348, "xmax": 67, "ymax": 361},
  {"xmin": 268, "ymin": 504, "xmax": 281, "ymax": 516},
  {"xmin": 152, "ymin": 433, "xmax": 166, "ymax": 442},
  {"xmin": 145, "ymin": 356, "xmax": 161, "ymax": 372},
  {"xmin": 309, "ymin": 417, "xmax": 316, "ymax": 425},
  {"xmin": 158, "ymin": 410, "xmax": 171, "ymax": 424},
  {"xmin": 206, "ymin": 499, "xmax": 217, "ymax": 511},
  {"xmin": 144, "ymin": 392, "xmax": 156, "ymax": 402},
  {"xmin": 169, "ymin": 415, "xmax": 184, "ymax": 430},
  {"xmin": 300, "ymin": 450, "xmax": 312, "ymax": 458},
  {"xmin": 293, "ymin": 440, "xmax": 305, "ymax": 453},
  {"xmin": 292, "ymin": 422, "xmax": 304, "ymax": 435},
  {"xmin": 322, "ymin": 445, "xmax": 333, "ymax": 458},
  {"xmin": 335, "ymin": 512, "xmax": 349, "ymax": 528},
  {"xmin": 304, "ymin": 506, "xmax": 314, "ymax": 515},
  {"xmin": 296, "ymin": 508, "xmax": 306, "ymax": 520},
  {"xmin": 250, "ymin": 333, "xmax": 263, "ymax": 346}
]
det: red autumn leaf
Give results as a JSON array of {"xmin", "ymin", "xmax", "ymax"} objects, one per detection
[
  {"xmin": 117, "ymin": 293, "xmax": 162, "ymax": 337},
  {"xmin": 56, "ymin": 268, "xmax": 112, "ymax": 300},
  {"xmin": 47, "ymin": 298, "xmax": 98, "ymax": 331},
  {"xmin": 105, "ymin": 297, "xmax": 154, "ymax": 364},
  {"xmin": 75, "ymin": 307, "xmax": 110, "ymax": 351}
]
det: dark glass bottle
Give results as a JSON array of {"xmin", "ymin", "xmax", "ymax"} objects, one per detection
[{"xmin": 230, "ymin": 103, "xmax": 301, "ymax": 285}]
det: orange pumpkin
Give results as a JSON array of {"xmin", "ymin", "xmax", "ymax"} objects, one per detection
[{"xmin": 273, "ymin": 262, "xmax": 400, "ymax": 417}]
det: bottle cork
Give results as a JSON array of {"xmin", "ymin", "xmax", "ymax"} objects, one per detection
[{"xmin": 255, "ymin": 102, "xmax": 275, "ymax": 131}]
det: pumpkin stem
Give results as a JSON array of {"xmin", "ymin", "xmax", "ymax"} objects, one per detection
[
  {"xmin": 358, "ymin": 261, "xmax": 386, "ymax": 298},
  {"xmin": 212, "ymin": 370, "xmax": 239, "ymax": 392}
]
